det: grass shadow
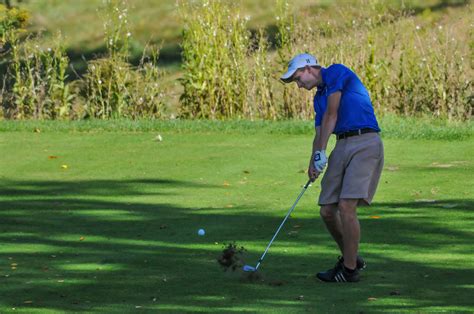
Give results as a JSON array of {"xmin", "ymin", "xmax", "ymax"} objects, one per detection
[{"xmin": 0, "ymin": 179, "xmax": 473, "ymax": 312}]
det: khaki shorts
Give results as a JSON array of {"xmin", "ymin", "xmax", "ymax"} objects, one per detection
[{"xmin": 319, "ymin": 132, "xmax": 384, "ymax": 206}]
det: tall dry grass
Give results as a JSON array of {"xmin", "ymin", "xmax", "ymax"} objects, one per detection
[
  {"xmin": 178, "ymin": 0, "xmax": 251, "ymax": 119},
  {"xmin": 81, "ymin": 0, "xmax": 167, "ymax": 119},
  {"xmin": 272, "ymin": 0, "xmax": 472, "ymax": 120},
  {"xmin": 1, "ymin": 0, "xmax": 471, "ymax": 121},
  {"xmin": 1, "ymin": 5, "xmax": 72, "ymax": 119},
  {"xmin": 179, "ymin": 0, "xmax": 472, "ymax": 121}
]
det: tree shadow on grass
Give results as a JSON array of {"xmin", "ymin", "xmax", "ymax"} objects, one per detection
[{"xmin": 0, "ymin": 179, "xmax": 473, "ymax": 312}]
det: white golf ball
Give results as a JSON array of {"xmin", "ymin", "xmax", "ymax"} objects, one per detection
[{"xmin": 198, "ymin": 229, "xmax": 205, "ymax": 236}]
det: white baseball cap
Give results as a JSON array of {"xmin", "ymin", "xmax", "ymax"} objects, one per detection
[{"xmin": 280, "ymin": 53, "xmax": 319, "ymax": 83}]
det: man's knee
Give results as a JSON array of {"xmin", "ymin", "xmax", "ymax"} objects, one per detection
[
  {"xmin": 320, "ymin": 204, "xmax": 337, "ymax": 221},
  {"xmin": 338, "ymin": 199, "xmax": 358, "ymax": 218}
]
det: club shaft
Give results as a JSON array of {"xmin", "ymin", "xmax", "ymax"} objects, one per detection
[{"xmin": 254, "ymin": 179, "xmax": 312, "ymax": 270}]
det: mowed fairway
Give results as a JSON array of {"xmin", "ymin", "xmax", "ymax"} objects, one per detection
[{"xmin": 0, "ymin": 125, "xmax": 473, "ymax": 313}]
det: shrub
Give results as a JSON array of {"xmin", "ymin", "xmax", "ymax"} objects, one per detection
[
  {"xmin": 178, "ymin": 0, "xmax": 251, "ymax": 119},
  {"xmin": 81, "ymin": 0, "xmax": 166, "ymax": 119}
]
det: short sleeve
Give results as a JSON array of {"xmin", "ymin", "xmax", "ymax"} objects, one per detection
[{"xmin": 325, "ymin": 65, "xmax": 347, "ymax": 95}]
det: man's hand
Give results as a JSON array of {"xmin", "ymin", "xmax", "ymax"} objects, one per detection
[
  {"xmin": 313, "ymin": 150, "xmax": 327, "ymax": 172},
  {"xmin": 308, "ymin": 163, "xmax": 320, "ymax": 182}
]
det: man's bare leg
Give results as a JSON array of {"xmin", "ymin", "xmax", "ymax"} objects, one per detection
[
  {"xmin": 320, "ymin": 204, "xmax": 344, "ymax": 253},
  {"xmin": 338, "ymin": 198, "xmax": 360, "ymax": 270}
]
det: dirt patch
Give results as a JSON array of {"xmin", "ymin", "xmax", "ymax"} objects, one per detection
[{"xmin": 217, "ymin": 242, "xmax": 245, "ymax": 272}]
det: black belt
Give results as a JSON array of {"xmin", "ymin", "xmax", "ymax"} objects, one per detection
[{"xmin": 336, "ymin": 128, "xmax": 378, "ymax": 140}]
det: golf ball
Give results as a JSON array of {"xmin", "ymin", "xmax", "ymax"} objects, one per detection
[{"xmin": 198, "ymin": 229, "xmax": 205, "ymax": 236}]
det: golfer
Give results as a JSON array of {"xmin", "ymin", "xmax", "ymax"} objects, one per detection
[{"xmin": 281, "ymin": 53, "xmax": 384, "ymax": 283}]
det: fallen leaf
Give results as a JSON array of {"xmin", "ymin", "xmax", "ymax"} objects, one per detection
[
  {"xmin": 79, "ymin": 236, "xmax": 85, "ymax": 241},
  {"xmin": 23, "ymin": 301, "xmax": 33, "ymax": 304},
  {"xmin": 48, "ymin": 156, "xmax": 59, "ymax": 159},
  {"xmin": 223, "ymin": 181, "xmax": 230, "ymax": 187},
  {"xmin": 370, "ymin": 216, "xmax": 381, "ymax": 219},
  {"xmin": 368, "ymin": 297, "xmax": 377, "ymax": 301},
  {"xmin": 225, "ymin": 204, "xmax": 234, "ymax": 208},
  {"xmin": 61, "ymin": 165, "xmax": 68, "ymax": 169},
  {"xmin": 154, "ymin": 134, "xmax": 163, "ymax": 142},
  {"xmin": 243, "ymin": 170, "xmax": 250, "ymax": 174},
  {"xmin": 386, "ymin": 166, "xmax": 399, "ymax": 171},
  {"xmin": 296, "ymin": 295, "xmax": 304, "ymax": 300},
  {"xmin": 34, "ymin": 128, "xmax": 41, "ymax": 133}
]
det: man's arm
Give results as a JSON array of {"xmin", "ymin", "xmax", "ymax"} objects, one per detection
[
  {"xmin": 307, "ymin": 126, "xmax": 321, "ymax": 181},
  {"xmin": 311, "ymin": 126, "xmax": 321, "ymax": 158},
  {"xmin": 316, "ymin": 91, "xmax": 341, "ymax": 151}
]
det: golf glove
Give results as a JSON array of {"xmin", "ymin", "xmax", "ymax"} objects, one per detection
[{"xmin": 313, "ymin": 150, "xmax": 327, "ymax": 172}]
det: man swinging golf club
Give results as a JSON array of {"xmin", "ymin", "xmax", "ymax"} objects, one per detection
[{"xmin": 281, "ymin": 53, "xmax": 384, "ymax": 282}]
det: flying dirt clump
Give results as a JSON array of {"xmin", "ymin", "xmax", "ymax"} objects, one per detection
[{"xmin": 217, "ymin": 242, "xmax": 245, "ymax": 271}]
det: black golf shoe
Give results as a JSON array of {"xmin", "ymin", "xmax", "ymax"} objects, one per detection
[
  {"xmin": 335, "ymin": 255, "xmax": 367, "ymax": 270},
  {"xmin": 316, "ymin": 256, "xmax": 366, "ymax": 283},
  {"xmin": 317, "ymin": 266, "xmax": 360, "ymax": 283},
  {"xmin": 350, "ymin": 255, "xmax": 367, "ymax": 270}
]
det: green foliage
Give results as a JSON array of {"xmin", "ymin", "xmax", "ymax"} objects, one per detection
[
  {"xmin": 1, "ymin": 5, "xmax": 72, "ymax": 119},
  {"xmin": 82, "ymin": 44, "xmax": 166, "ymax": 119},
  {"xmin": 0, "ymin": 4, "xmax": 28, "ymax": 40},
  {"xmin": 179, "ymin": 0, "xmax": 251, "ymax": 119},
  {"xmin": 275, "ymin": 0, "xmax": 313, "ymax": 119},
  {"xmin": 2, "ymin": 33, "xmax": 72, "ymax": 119},
  {"xmin": 250, "ymin": 29, "xmax": 277, "ymax": 119},
  {"xmin": 81, "ymin": 0, "xmax": 166, "ymax": 119},
  {"xmin": 0, "ymin": 0, "xmax": 472, "ymax": 121},
  {"xmin": 275, "ymin": 1, "xmax": 472, "ymax": 120}
]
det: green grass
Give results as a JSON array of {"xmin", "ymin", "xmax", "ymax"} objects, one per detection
[
  {"xmin": 0, "ymin": 121, "xmax": 473, "ymax": 313},
  {"xmin": 0, "ymin": 116, "xmax": 472, "ymax": 140}
]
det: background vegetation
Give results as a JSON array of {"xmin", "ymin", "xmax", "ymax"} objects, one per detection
[{"xmin": 0, "ymin": 0, "xmax": 472, "ymax": 120}]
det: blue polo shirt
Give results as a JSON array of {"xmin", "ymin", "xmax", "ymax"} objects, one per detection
[{"xmin": 313, "ymin": 64, "xmax": 380, "ymax": 134}]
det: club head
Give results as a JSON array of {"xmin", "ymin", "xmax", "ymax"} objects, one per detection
[{"xmin": 242, "ymin": 265, "xmax": 256, "ymax": 272}]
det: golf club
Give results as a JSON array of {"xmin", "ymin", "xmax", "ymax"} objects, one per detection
[{"xmin": 243, "ymin": 179, "xmax": 313, "ymax": 272}]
